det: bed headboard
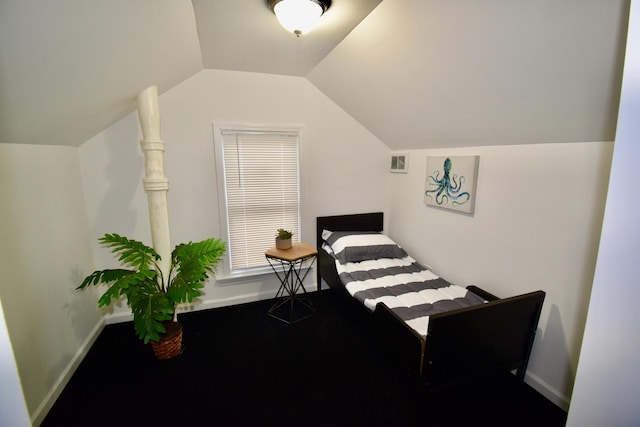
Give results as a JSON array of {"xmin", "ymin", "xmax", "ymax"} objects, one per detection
[
  {"xmin": 315, "ymin": 212, "xmax": 384, "ymax": 291},
  {"xmin": 316, "ymin": 212, "xmax": 384, "ymax": 249}
]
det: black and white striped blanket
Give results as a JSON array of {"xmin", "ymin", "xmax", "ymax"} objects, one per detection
[{"xmin": 335, "ymin": 255, "xmax": 486, "ymax": 337}]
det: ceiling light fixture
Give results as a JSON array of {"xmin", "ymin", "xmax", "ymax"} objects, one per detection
[{"xmin": 268, "ymin": 0, "xmax": 331, "ymax": 37}]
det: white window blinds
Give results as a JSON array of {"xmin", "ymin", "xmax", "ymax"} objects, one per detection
[{"xmin": 219, "ymin": 129, "xmax": 300, "ymax": 272}]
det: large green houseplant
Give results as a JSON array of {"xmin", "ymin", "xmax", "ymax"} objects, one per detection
[{"xmin": 78, "ymin": 233, "xmax": 225, "ymax": 356}]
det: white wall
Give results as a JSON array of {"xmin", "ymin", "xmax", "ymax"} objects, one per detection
[
  {"xmin": 385, "ymin": 142, "xmax": 613, "ymax": 409},
  {"xmin": 0, "ymin": 143, "xmax": 102, "ymax": 425},
  {"xmin": 79, "ymin": 69, "xmax": 390, "ymax": 316},
  {"xmin": 567, "ymin": 1, "xmax": 640, "ymax": 424},
  {"xmin": 0, "ymin": 298, "xmax": 30, "ymax": 427}
]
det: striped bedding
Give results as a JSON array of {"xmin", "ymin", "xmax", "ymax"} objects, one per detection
[{"xmin": 322, "ymin": 231, "xmax": 485, "ymax": 338}]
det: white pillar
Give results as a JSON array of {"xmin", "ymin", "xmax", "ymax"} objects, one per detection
[{"xmin": 137, "ymin": 86, "xmax": 171, "ymax": 285}]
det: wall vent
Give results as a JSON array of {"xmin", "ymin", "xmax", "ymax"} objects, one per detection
[{"xmin": 390, "ymin": 153, "xmax": 408, "ymax": 173}]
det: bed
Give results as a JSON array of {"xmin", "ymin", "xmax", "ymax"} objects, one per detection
[{"xmin": 316, "ymin": 212, "xmax": 545, "ymax": 390}]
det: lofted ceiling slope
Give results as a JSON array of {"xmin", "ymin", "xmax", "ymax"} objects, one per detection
[
  {"xmin": 308, "ymin": 0, "xmax": 631, "ymax": 149},
  {"xmin": 0, "ymin": 0, "xmax": 203, "ymax": 147},
  {"xmin": 0, "ymin": 0, "xmax": 630, "ymax": 149}
]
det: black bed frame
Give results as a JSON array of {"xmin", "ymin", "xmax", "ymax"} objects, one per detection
[{"xmin": 316, "ymin": 212, "xmax": 545, "ymax": 390}]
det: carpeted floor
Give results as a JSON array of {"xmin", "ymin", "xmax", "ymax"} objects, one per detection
[{"xmin": 42, "ymin": 290, "xmax": 567, "ymax": 427}]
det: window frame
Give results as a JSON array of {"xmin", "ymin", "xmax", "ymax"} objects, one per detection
[{"xmin": 213, "ymin": 123, "xmax": 302, "ymax": 280}]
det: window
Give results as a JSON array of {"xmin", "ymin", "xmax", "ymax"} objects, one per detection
[{"xmin": 214, "ymin": 125, "xmax": 300, "ymax": 275}]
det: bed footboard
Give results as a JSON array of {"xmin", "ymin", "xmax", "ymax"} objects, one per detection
[
  {"xmin": 422, "ymin": 290, "xmax": 545, "ymax": 390},
  {"xmin": 372, "ymin": 302, "xmax": 425, "ymax": 379}
]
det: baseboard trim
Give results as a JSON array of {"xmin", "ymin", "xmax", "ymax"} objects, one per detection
[
  {"xmin": 178, "ymin": 290, "xmax": 277, "ymax": 314},
  {"xmin": 104, "ymin": 290, "xmax": 278, "ymax": 324},
  {"xmin": 31, "ymin": 318, "xmax": 105, "ymax": 426},
  {"xmin": 524, "ymin": 370, "xmax": 570, "ymax": 412}
]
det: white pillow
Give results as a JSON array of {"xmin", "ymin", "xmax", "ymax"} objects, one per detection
[{"xmin": 322, "ymin": 230, "xmax": 408, "ymax": 263}]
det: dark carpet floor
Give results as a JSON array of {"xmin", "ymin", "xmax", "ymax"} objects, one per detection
[{"xmin": 42, "ymin": 290, "xmax": 567, "ymax": 427}]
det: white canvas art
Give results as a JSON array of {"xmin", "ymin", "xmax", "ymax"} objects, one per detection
[{"xmin": 424, "ymin": 156, "xmax": 479, "ymax": 214}]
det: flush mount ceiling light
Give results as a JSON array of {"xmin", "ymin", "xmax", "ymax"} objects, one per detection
[{"xmin": 268, "ymin": 0, "xmax": 331, "ymax": 37}]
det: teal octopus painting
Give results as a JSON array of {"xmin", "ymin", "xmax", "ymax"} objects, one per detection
[{"xmin": 424, "ymin": 156, "xmax": 479, "ymax": 214}]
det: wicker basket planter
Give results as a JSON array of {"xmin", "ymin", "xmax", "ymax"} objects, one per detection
[{"xmin": 150, "ymin": 321, "xmax": 183, "ymax": 360}]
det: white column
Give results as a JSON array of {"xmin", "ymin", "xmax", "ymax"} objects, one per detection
[{"xmin": 137, "ymin": 86, "xmax": 171, "ymax": 285}]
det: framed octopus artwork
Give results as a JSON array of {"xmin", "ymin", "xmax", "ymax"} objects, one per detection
[{"xmin": 424, "ymin": 155, "xmax": 479, "ymax": 214}]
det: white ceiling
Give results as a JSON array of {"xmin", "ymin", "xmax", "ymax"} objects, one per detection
[
  {"xmin": 0, "ymin": 0, "xmax": 630, "ymax": 149},
  {"xmin": 308, "ymin": 0, "xmax": 630, "ymax": 149},
  {"xmin": 0, "ymin": 0, "xmax": 203, "ymax": 147},
  {"xmin": 193, "ymin": 0, "xmax": 382, "ymax": 76}
]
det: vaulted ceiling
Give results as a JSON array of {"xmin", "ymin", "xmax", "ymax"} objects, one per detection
[{"xmin": 0, "ymin": 0, "xmax": 630, "ymax": 149}]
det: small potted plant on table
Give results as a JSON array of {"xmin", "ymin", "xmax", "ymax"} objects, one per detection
[
  {"xmin": 77, "ymin": 233, "xmax": 225, "ymax": 359},
  {"xmin": 275, "ymin": 228, "xmax": 293, "ymax": 249}
]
